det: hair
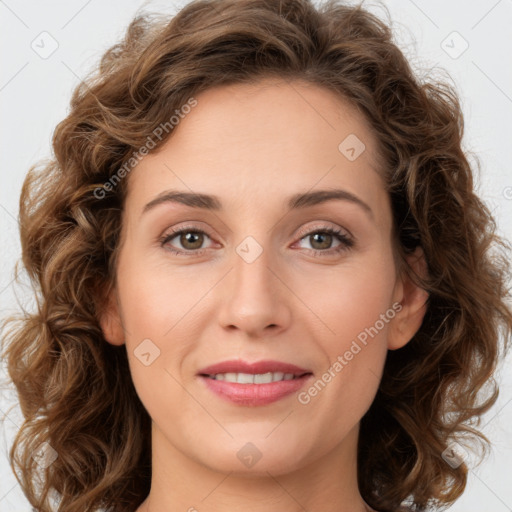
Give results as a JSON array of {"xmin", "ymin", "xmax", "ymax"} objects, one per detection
[{"xmin": 1, "ymin": 0, "xmax": 511, "ymax": 511}]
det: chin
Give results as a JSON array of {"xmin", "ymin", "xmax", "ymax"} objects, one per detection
[{"xmin": 191, "ymin": 436, "xmax": 309, "ymax": 476}]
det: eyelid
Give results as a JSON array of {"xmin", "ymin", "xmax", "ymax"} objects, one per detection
[
  {"xmin": 160, "ymin": 221, "xmax": 214, "ymax": 239},
  {"xmin": 160, "ymin": 221, "xmax": 351, "ymax": 243},
  {"xmin": 159, "ymin": 222, "xmax": 216, "ymax": 245},
  {"xmin": 294, "ymin": 220, "xmax": 352, "ymax": 240},
  {"xmin": 159, "ymin": 220, "xmax": 354, "ymax": 255}
]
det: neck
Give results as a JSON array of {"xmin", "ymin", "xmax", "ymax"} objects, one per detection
[{"xmin": 137, "ymin": 422, "xmax": 376, "ymax": 512}]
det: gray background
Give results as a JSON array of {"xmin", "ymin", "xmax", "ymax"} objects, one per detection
[{"xmin": 1, "ymin": 0, "xmax": 511, "ymax": 510}]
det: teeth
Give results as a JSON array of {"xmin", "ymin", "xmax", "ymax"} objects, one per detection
[
  {"xmin": 209, "ymin": 372, "xmax": 297, "ymax": 383},
  {"xmin": 238, "ymin": 372, "xmax": 256, "ymax": 384}
]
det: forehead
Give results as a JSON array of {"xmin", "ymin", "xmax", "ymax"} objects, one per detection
[{"xmin": 125, "ymin": 78, "xmax": 387, "ymax": 216}]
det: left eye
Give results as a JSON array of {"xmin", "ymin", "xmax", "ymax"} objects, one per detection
[
  {"xmin": 160, "ymin": 226, "xmax": 353, "ymax": 256},
  {"xmin": 295, "ymin": 227, "xmax": 353, "ymax": 252}
]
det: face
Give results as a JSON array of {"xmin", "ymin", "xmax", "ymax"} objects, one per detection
[{"xmin": 101, "ymin": 78, "xmax": 427, "ymax": 477}]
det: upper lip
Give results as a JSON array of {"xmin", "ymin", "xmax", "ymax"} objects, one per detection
[{"xmin": 198, "ymin": 360, "xmax": 312, "ymax": 376}]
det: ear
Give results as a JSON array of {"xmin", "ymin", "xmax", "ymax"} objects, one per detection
[
  {"xmin": 388, "ymin": 246, "xmax": 429, "ymax": 351},
  {"xmin": 99, "ymin": 287, "xmax": 125, "ymax": 346}
]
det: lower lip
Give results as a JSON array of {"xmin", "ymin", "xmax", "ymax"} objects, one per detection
[{"xmin": 199, "ymin": 374, "xmax": 313, "ymax": 406}]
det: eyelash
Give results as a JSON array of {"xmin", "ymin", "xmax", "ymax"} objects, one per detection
[{"xmin": 159, "ymin": 224, "xmax": 354, "ymax": 257}]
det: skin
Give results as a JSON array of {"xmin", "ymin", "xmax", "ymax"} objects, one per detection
[{"xmin": 100, "ymin": 77, "xmax": 428, "ymax": 512}]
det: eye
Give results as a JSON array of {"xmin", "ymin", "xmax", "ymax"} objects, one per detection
[
  {"xmin": 159, "ymin": 226, "xmax": 214, "ymax": 256},
  {"xmin": 294, "ymin": 226, "xmax": 354, "ymax": 256},
  {"xmin": 159, "ymin": 224, "xmax": 354, "ymax": 257}
]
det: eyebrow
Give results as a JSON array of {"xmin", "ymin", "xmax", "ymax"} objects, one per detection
[{"xmin": 141, "ymin": 188, "xmax": 373, "ymax": 219}]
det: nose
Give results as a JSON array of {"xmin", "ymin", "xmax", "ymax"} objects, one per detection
[{"xmin": 217, "ymin": 240, "xmax": 292, "ymax": 339}]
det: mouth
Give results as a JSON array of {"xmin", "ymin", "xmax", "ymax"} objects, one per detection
[
  {"xmin": 202, "ymin": 371, "xmax": 309, "ymax": 383},
  {"xmin": 197, "ymin": 360, "xmax": 313, "ymax": 406}
]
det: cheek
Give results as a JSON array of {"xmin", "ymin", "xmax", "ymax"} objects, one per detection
[
  {"xmin": 296, "ymin": 255, "xmax": 394, "ymax": 432},
  {"xmin": 114, "ymin": 251, "xmax": 191, "ymax": 387},
  {"xmin": 121, "ymin": 280, "xmax": 172, "ymax": 339},
  {"xmin": 116, "ymin": 245, "xmax": 200, "ymax": 337},
  {"xmin": 297, "ymin": 248, "xmax": 397, "ymax": 348},
  {"xmin": 117, "ymin": 267, "xmax": 195, "ymax": 422}
]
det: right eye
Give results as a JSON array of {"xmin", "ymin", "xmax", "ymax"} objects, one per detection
[{"xmin": 159, "ymin": 226, "xmax": 215, "ymax": 256}]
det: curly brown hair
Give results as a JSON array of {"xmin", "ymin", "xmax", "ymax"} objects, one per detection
[{"xmin": 2, "ymin": 0, "xmax": 511, "ymax": 511}]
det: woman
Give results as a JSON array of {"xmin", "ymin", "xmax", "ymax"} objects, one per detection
[{"xmin": 2, "ymin": 0, "xmax": 511, "ymax": 511}]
